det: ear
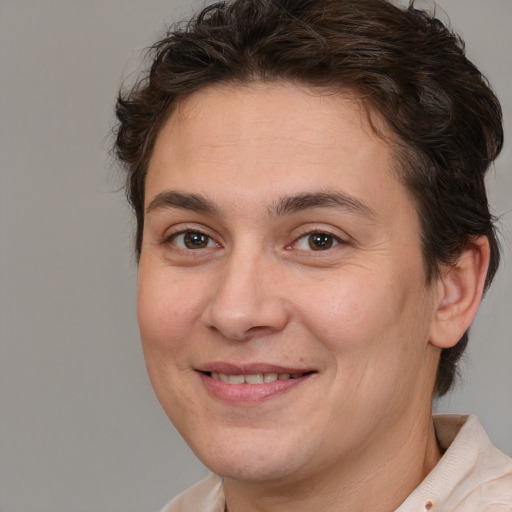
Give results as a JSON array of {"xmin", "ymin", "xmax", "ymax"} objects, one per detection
[{"xmin": 429, "ymin": 236, "xmax": 491, "ymax": 349}]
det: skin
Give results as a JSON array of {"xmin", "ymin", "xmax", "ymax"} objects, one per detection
[{"xmin": 137, "ymin": 83, "xmax": 488, "ymax": 512}]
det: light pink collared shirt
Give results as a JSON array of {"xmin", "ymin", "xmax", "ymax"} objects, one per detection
[{"xmin": 161, "ymin": 415, "xmax": 512, "ymax": 512}]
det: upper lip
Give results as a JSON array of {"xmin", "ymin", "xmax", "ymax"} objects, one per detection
[{"xmin": 195, "ymin": 362, "xmax": 316, "ymax": 375}]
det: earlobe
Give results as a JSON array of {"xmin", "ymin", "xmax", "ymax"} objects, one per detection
[{"xmin": 429, "ymin": 236, "xmax": 490, "ymax": 349}]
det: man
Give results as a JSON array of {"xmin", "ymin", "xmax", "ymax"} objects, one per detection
[{"xmin": 114, "ymin": 0, "xmax": 512, "ymax": 510}]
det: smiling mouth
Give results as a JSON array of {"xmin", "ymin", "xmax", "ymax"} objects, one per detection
[
  {"xmin": 206, "ymin": 371, "xmax": 312, "ymax": 384},
  {"xmin": 198, "ymin": 368, "xmax": 316, "ymax": 403}
]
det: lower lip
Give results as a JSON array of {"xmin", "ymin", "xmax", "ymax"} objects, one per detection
[{"xmin": 198, "ymin": 373, "xmax": 311, "ymax": 405}]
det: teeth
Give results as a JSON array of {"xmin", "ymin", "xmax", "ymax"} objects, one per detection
[
  {"xmin": 210, "ymin": 372, "xmax": 302, "ymax": 384},
  {"xmin": 245, "ymin": 374, "xmax": 263, "ymax": 384},
  {"xmin": 227, "ymin": 374, "xmax": 245, "ymax": 384}
]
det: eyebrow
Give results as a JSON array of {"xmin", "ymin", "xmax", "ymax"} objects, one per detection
[
  {"xmin": 145, "ymin": 190, "xmax": 376, "ymax": 219},
  {"xmin": 145, "ymin": 191, "xmax": 218, "ymax": 216},
  {"xmin": 270, "ymin": 191, "xmax": 377, "ymax": 219}
]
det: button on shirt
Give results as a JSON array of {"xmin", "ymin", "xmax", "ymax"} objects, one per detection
[{"xmin": 161, "ymin": 415, "xmax": 512, "ymax": 512}]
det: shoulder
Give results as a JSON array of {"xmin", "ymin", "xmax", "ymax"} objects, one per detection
[
  {"xmin": 448, "ymin": 415, "xmax": 512, "ymax": 511},
  {"xmin": 159, "ymin": 474, "xmax": 224, "ymax": 512},
  {"xmin": 398, "ymin": 415, "xmax": 512, "ymax": 511}
]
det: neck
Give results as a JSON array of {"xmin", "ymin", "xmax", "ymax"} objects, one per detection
[{"xmin": 223, "ymin": 413, "xmax": 442, "ymax": 512}]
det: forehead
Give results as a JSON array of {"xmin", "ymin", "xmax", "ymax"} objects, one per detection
[
  {"xmin": 145, "ymin": 82, "xmax": 413, "ymax": 222},
  {"xmin": 153, "ymin": 83, "xmax": 388, "ymax": 163}
]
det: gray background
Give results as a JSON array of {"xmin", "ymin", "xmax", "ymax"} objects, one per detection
[{"xmin": 0, "ymin": 1, "xmax": 510, "ymax": 511}]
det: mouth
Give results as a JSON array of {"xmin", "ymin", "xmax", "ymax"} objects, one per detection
[
  {"xmin": 196, "ymin": 365, "xmax": 316, "ymax": 404},
  {"xmin": 204, "ymin": 371, "xmax": 312, "ymax": 384}
]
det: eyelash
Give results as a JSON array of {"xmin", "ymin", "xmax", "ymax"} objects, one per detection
[
  {"xmin": 292, "ymin": 231, "xmax": 344, "ymax": 252},
  {"xmin": 163, "ymin": 228, "xmax": 345, "ymax": 253},
  {"xmin": 164, "ymin": 229, "xmax": 219, "ymax": 251}
]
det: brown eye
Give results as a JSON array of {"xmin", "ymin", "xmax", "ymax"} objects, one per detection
[
  {"xmin": 308, "ymin": 233, "xmax": 335, "ymax": 250},
  {"xmin": 184, "ymin": 232, "xmax": 209, "ymax": 249},
  {"xmin": 172, "ymin": 231, "xmax": 216, "ymax": 250},
  {"xmin": 295, "ymin": 232, "xmax": 341, "ymax": 251}
]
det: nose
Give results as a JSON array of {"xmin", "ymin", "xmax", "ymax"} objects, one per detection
[{"xmin": 201, "ymin": 250, "xmax": 290, "ymax": 341}]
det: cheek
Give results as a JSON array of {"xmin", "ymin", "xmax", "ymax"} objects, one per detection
[
  {"xmin": 136, "ymin": 267, "xmax": 206, "ymax": 420},
  {"xmin": 296, "ymin": 264, "xmax": 431, "ymax": 367},
  {"xmin": 137, "ymin": 265, "xmax": 201, "ymax": 356},
  {"xmin": 297, "ymin": 274, "xmax": 403, "ymax": 343}
]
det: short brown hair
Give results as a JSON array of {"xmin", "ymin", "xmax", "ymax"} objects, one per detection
[{"xmin": 114, "ymin": 0, "xmax": 503, "ymax": 396}]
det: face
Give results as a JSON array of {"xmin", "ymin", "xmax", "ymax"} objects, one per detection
[{"xmin": 138, "ymin": 83, "xmax": 441, "ymax": 485}]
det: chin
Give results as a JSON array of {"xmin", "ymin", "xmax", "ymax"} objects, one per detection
[
  {"xmin": 205, "ymin": 453, "xmax": 309, "ymax": 484},
  {"xmin": 185, "ymin": 426, "xmax": 318, "ymax": 483}
]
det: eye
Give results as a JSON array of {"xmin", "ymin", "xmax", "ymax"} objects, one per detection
[
  {"xmin": 295, "ymin": 232, "xmax": 341, "ymax": 251},
  {"xmin": 171, "ymin": 231, "xmax": 218, "ymax": 250}
]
